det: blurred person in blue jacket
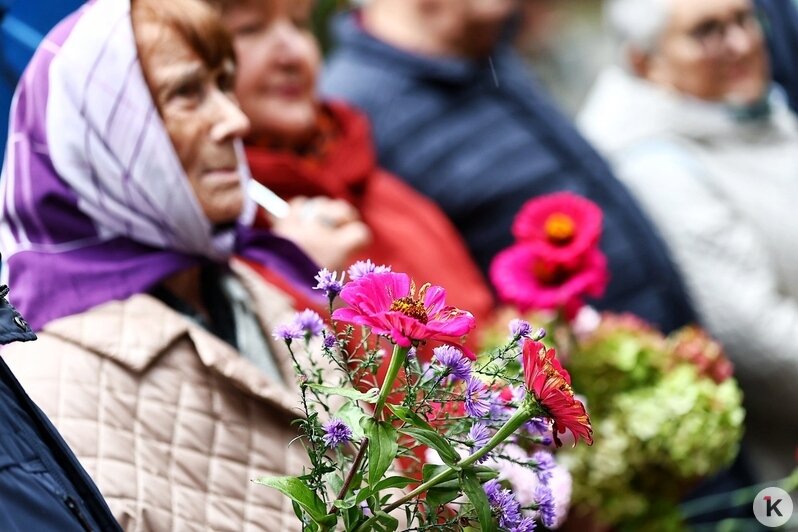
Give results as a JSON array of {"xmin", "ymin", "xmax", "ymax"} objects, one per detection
[
  {"xmin": 320, "ymin": 0, "xmax": 696, "ymax": 333},
  {"xmin": 757, "ymin": 0, "xmax": 798, "ymax": 112},
  {"xmin": 0, "ymin": 279, "xmax": 120, "ymax": 531}
]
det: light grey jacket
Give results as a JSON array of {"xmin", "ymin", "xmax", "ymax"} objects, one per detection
[{"xmin": 579, "ymin": 67, "xmax": 798, "ymax": 482}]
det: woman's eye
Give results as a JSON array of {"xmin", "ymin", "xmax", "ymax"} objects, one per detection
[
  {"xmin": 171, "ymin": 81, "xmax": 204, "ymax": 102},
  {"xmin": 292, "ymin": 14, "xmax": 312, "ymax": 30},
  {"xmin": 235, "ymin": 22, "xmax": 264, "ymax": 36},
  {"xmin": 218, "ymin": 73, "xmax": 235, "ymax": 93}
]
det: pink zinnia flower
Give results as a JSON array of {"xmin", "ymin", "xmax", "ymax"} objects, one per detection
[
  {"xmin": 522, "ymin": 339, "xmax": 593, "ymax": 447},
  {"xmin": 331, "ymin": 272, "xmax": 476, "ymax": 350},
  {"xmin": 512, "ymin": 192, "xmax": 603, "ymax": 269},
  {"xmin": 490, "ymin": 242, "xmax": 608, "ymax": 318}
]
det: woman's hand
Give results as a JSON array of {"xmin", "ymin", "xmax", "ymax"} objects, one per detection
[{"xmin": 271, "ymin": 196, "xmax": 371, "ymax": 270}]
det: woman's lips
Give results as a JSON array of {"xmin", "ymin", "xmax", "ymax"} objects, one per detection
[
  {"xmin": 271, "ymin": 84, "xmax": 306, "ymax": 98},
  {"xmin": 203, "ymin": 168, "xmax": 240, "ymax": 186}
]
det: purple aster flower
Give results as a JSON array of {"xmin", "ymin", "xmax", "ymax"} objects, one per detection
[
  {"xmin": 294, "ymin": 309, "xmax": 324, "ymax": 337},
  {"xmin": 464, "ymin": 377, "xmax": 490, "ymax": 418},
  {"xmin": 433, "ymin": 345, "xmax": 472, "ymax": 381},
  {"xmin": 314, "ymin": 268, "xmax": 345, "ymax": 299},
  {"xmin": 532, "ymin": 450, "xmax": 556, "ymax": 484},
  {"xmin": 407, "ymin": 347, "xmax": 417, "ymax": 360},
  {"xmin": 484, "ymin": 479, "xmax": 522, "ymax": 529},
  {"xmin": 512, "ymin": 517, "xmax": 537, "ymax": 532},
  {"xmin": 534, "ymin": 484, "xmax": 556, "ymax": 529},
  {"xmin": 488, "ymin": 391, "xmax": 511, "ymax": 421},
  {"xmin": 468, "ymin": 422, "xmax": 492, "ymax": 462},
  {"xmin": 347, "ymin": 260, "xmax": 391, "ymax": 281},
  {"xmin": 321, "ymin": 418, "xmax": 352, "ymax": 449},
  {"xmin": 322, "ymin": 332, "xmax": 337, "ymax": 349},
  {"xmin": 533, "ymin": 328, "xmax": 547, "ymax": 341},
  {"xmin": 272, "ymin": 323, "xmax": 303, "ymax": 343},
  {"xmin": 509, "ymin": 319, "xmax": 532, "ymax": 339}
]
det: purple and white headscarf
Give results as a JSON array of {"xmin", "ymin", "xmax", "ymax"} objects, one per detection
[{"xmin": 0, "ymin": 0, "xmax": 318, "ymax": 330}]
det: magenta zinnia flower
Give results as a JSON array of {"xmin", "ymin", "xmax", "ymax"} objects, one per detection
[
  {"xmin": 331, "ymin": 272, "xmax": 476, "ymax": 349},
  {"xmin": 512, "ymin": 192, "xmax": 603, "ymax": 269},
  {"xmin": 490, "ymin": 242, "xmax": 608, "ymax": 317}
]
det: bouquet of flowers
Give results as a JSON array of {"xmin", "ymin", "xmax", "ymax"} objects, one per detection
[
  {"xmin": 260, "ymin": 260, "xmax": 593, "ymax": 531},
  {"xmin": 486, "ymin": 192, "xmax": 745, "ymax": 530}
]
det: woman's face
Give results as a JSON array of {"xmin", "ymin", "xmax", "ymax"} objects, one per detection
[
  {"xmin": 137, "ymin": 23, "xmax": 250, "ymax": 225},
  {"xmin": 222, "ymin": 0, "xmax": 320, "ymax": 145}
]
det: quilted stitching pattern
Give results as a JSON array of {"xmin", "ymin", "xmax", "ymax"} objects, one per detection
[{"xmin": 1, "ymin": 265, "xmax": 311, "ymax": 531}]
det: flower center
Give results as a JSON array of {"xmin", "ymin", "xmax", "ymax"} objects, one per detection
[
  {"xmin": 532, "ymin": 259, "xmax": 572, "ymax": 286},
  {"xmin": 544, "ymin": 213, "xmax": 575, "ymax": 245},
  {"xmin": 390, "ymin": 282, "xmax": 431, "ymax": 323},
  {"xmin": 390, "ymin": 297, "xmax": 429, "ymax": 323}
]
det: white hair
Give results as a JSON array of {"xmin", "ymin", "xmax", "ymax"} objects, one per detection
[{"xmin": 605, "ymin": 0, "xmax": 672, "ymax": 53}]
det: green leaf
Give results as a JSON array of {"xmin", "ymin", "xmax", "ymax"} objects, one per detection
[
  {"xmin": 355, "ymin": 476, "xmax": 416, "ymax": 505},
  {"xmin": 371, "ymin": 511, "xmax": 399, "ymax": 532},
  {"xmin": 400, "ymin": 427, "xmax": 461, "ymax": 466},
  {"xmin": 387, "ymin": 404, "xmax": 435, "ymax": 431},
  {"xmin": 460, "ymin": 468, "xmax": 497, "ymax": 532},
  {"xmin": 336, "ymin": 400, "xmax": 368, "ymax": 440},
  {"xmin": 422, "ymin": 464, "xmax": 449, "ymax": 482},
  {"xmin": 421, "ymin": 464, "xmax": 460, "ymax": 509},
  {"xmin": 307, "ymin": 384, "xmax": 379, "ymax": 403},
  {"xmin": 364, "ymin": 419, "xmax": 399, "ymax": 486},
  {"xmin": 253, "ymin": 476, "xmax": 336, "ymax": 528},
  {"xmin": 373, "ymin": 475, "xmax": 416, "ymax": 494},
  {"xmin": 426, "ymin": 486, "xmax": 460, "ymax": 509}
]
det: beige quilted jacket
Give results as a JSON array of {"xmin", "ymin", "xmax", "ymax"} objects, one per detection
[{"xmin": 1, "ymin": 261, "xmax": 313, "ymax": 531}]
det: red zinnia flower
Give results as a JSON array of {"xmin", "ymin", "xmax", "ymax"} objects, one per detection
[
  {"xmin": 332, "ymin": 272, "xmax": 476, "ymax": 350},
  {"xmin": 522, "ymin": 339, "xmax": 593, "ymax": 447},
  {"xmin": 490, "ymin": 242, "xmax": 608, "ymax": 318},
  {"xmin": 512, "ymin": 192, "xmax": 603, "ymax": 269}
]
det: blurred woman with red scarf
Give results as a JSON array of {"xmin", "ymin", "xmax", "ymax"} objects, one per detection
[{"xmin": 211, "ymin": 0, "xmax": 495, "ymax": 327}]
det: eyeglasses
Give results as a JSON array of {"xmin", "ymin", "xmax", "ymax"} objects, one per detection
[{"xmin": 687, "ymin": 8, "xmax": 761, "ymax": 55}]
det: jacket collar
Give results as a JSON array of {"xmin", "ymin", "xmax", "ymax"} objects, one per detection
[
  {"xmin": 245, "ymin": 102, "xmax": 377, "ymax": 206},
  {"xmin": 0, "ymin": 286, "xmax": 37, "ymax": 345},
  {"xmin": 39, "ymin": 260, "xmax": 302, "ymax": 409}
]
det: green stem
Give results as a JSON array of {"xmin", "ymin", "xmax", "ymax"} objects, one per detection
[
  {"xmin": 353, "ymin": 402, "xmax": 541, "ymax": 531},
  {"xmin": 373, "ymin": 344, "xmax": 409, "ymax": 421}
]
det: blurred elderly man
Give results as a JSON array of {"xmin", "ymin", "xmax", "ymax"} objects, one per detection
[
  {"xmin": 322, "ymin": 0, "xmax": 696, "ymax": 334},
  {"xmin": 579, "ymin": 0, "xmax": 798, "ymax": 482}
]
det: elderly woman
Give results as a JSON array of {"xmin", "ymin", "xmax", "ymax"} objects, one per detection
[
  {"xmin": 0, "ymin": 0, "xmax": 356, "ymax": 528},
  {"xmin": 208, "ymin": 0, "xmax": 495, "ymax": 327},
  {"xmin": 579, "ymin": 0, "xmax": 798, "ymax": 482}
]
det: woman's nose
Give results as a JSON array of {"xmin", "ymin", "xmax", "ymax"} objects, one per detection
[
  {"xmin": 271, "ymin": 22, "xmax": 307, "ymax": 65},
  {"xmin": 210, "ymin": 92, "xmax": 250, "ymax": 142}
]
